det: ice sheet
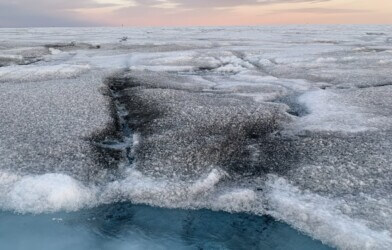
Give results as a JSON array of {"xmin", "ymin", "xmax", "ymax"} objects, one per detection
[{"xmin": 1, "ymin": 25, "xmax": 392, "ymax": 250}]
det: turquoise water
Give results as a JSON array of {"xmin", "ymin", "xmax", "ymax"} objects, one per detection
[{"xmin": 0, "ymin": 203, "xmax": 333, "ymax": 250}]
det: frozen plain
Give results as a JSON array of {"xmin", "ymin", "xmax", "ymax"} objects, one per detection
[{"xmin": 0, "ymin": 25, "xmax": 392, "ymax": 249}]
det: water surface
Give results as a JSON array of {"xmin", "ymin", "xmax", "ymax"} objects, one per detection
[{"xmin": 0, "ymin": 203, "xmax": 333, "ymax": 250}]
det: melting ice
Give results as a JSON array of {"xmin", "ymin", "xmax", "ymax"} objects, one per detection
[{"xmin": 1, "ymin": 25, "xmax": 392, "ymax": 249}]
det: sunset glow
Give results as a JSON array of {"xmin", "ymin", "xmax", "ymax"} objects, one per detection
[{"xmin": 0, "ymin": 0, "xmax": 391, "ymax": 27}]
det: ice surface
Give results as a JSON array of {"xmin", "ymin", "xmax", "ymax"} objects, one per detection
[
  {"xmin": 0, "ymin": 64, "xmax": 91, "ymax": 82},
  {"xmin": 288, "ymin": 87, "xmax": 392, "ymax": 133},
  {"xmin": 1, "ymin": 172, "xmax": 96, "ymax": 213},
  {"xmin": 1, "ymin": 25, "xmax": 392, "ymax": 250},
  {"xmin": 266, "ymin": 176, "xmax": 392, "ymax": 250}
]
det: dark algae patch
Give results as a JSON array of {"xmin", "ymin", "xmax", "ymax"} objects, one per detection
[{"xmin": 97, "ymin": 70, "xmax": 301, "ymax": 179}]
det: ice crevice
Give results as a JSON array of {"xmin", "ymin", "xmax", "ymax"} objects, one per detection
[{"xmin": 93, "ymin": 74, "xmax": 136, "ymax": 165}]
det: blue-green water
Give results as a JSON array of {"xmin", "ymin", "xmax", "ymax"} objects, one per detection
[{"xmin": 0, "ymin": 203, "xmax": 333, "ymax": 250}]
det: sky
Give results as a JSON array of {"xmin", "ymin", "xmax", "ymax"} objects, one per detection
[{"xmin": 0, "ymin": 0, "xmax": 391, "ymax": 27}]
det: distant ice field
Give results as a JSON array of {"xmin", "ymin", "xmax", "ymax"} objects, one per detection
[{"xmin": 0, "ymin": 25, "xmax": 392, "ymax": 249}]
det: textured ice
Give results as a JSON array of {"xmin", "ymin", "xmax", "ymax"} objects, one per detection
[
  {"xmin": 0, "ymin": 64, "xmax": 91, "ymax": 82},
  {"xmin": 1, "ymin": 25, "xmax": 392, "ymax": 250},
  {"xmin": 266, "ymin": 176, "xmax": 392, "ymax": 250},
  {"xmin": 290, "ymin": 87, "xmax": 392, "ymax": 133},
  {"xmin": 1, "ymin": 172, "xmax": 96, "ymax": 213}
]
